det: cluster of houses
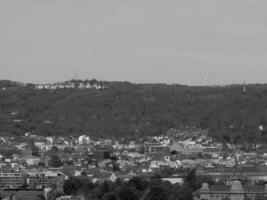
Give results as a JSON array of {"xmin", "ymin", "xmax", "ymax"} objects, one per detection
[
  {"xmin": 1, "ymin": 128, "xmax": 267, "ymax": 199},
  {"xmin": 34, "ymin": 80, "xmax": 105, "ymax": 90}
]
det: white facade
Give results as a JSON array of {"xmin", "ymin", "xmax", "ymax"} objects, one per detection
[{"xmin": 78, "ymin": 135, "xmax": 90, "ymax": 145}]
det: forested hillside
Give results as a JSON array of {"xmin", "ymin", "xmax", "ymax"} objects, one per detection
[{"xmin": 1, "ymin": 80, "xmax": 267, "ymax": 143}]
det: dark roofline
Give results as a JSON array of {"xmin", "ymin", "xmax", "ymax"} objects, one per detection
[{"xmin": 201, "ymin": 192, "xmax": 267, "ymax": 194}]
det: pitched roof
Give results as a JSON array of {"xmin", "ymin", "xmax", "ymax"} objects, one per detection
[
  {"xmin": 209, "ymin": 185, "xmax": 231, "ymax": 192},
  {"xmin": 202, "ymin": 183, "xmax": 267, "ymax": 194}
]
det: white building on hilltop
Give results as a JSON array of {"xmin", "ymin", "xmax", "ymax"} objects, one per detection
[{"xmin": 78, "ymin": 135, "xmax": 90, "ymax": 145}]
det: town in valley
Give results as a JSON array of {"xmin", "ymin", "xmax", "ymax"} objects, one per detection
[{"xmin": 1, "ymin": 117, "xmax": 267, "ymax": 200}]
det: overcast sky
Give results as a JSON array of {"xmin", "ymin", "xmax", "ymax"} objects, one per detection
[{"xmin": 0, "ymin": 0, "xmax": 267, "ymax": 85}]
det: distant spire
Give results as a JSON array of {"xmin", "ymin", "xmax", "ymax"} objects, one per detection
[
  {"xmin": 201, "ymin": 67, "xmax": 208, "ymax": 86},
  {"xmin": 243, "ymin": 81, "xmax": 247, "ymax": 94}
]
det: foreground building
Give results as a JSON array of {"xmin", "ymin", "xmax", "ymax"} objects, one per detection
[
  {"xmin": 197, "ymin": 181, "xmax": 267, "ymax": 200},
  {"xmin": 196, "ymin": 166, "xmax": 267, "ymax": 185}
]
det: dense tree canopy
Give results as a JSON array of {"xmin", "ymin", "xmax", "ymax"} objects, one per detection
[
  {"xmin": 1, "ymin": 80, "xmax": 267, "ymax": 143},
  {"xmin": 49, "ymin": 155, "xmax": 63, "ymax": 168},
  {"xmin": 63, "ymin": 175, "xmax": 193, "ymax": 200}
]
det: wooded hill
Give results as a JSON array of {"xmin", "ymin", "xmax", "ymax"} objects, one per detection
[{"xmin": 1, "ymin": 80, "xmax": 267, "ymax": 144}]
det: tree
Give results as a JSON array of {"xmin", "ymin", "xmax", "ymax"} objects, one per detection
[
  {"xmin": 184, "ymin": 169, "xmax": 197, "ymax": 191},
  {"xmin": 96, "ymin": 181, "xmax": 116, "ymax": 200},
  {"xmin": 62, "ymin": 164, "xmax": 75, "ymax": 177},
  {"xmin": 61, "ymin": 175, "xmax": 194, "ymax": 200},
  {"xmin": 196, "ymin": 175, "xmax": 214, "ymax": 188},
  {"xmin": 81, "ymin": 171, "xmax": 87, "ymax": 176},
  {"xmin": 30, "ymin": 140, "xmax": 39, "ymax": 156},
  {"xmin": 38, "ymin": 162, "xmax": 46, "ymax": 167},
  {"xmin": 255, "ymin": 194, "xmax": 264, "ymax": 200},
  {"xmin": 184, "ymin": 169, "xmax": 214, "ymax": 191},
  {"xmin": 118, "ymin": 185, "xmax": 140, "ymax": 200},
  {"xmin": 146, "ymin": 185, "xmax": 167, "ymax": 200},
  {"xmin": 64, "ymin": 147, "xmax": 74, "ymax": 153},
  {"xmin": 128, "ymin": 177, "xmax": 148, "ymax": 191},
  {"xmin": 101, "ymin": 193, "xmax": 118, "ymax": 200},
  {"xmin": 37, "ymin": 194, "xmax": 46, "ymax": 200},
  {"xmin": 115, "ymin": 178, "xmax": 124, "ymax": 186},
  {"xmin": 177, "ymin": 186, "xmax": 193, "ymax": 200},
  {"xmin": 0, "ymin": 148, "xmax": 21, "ymax": 159},
  {"xmin": 51, "ymin": 146, "xmax": 59, "ymax": 153},
  {"xmin": 112, "ymin": 161, "xmax": 120, "ymax": 172},
  {"xmin": 159, "ymin": 167, "xmax": 175, "ymax": 177},
  {"xmin": 49, "ymin": 155, "xmax": 63, "ymax": 168},
  {"xmin": 81, "ymin": 181, "xmax": 97, "ymax": 199},
  {"xmin": 63, "ymin": 177, "xmax": 85, "ymax": 195}
]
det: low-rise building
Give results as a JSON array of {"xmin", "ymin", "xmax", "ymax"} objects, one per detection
[
  {"xmin": 197, "ymin": 181, "xmax": 267, "ymax": 200},
  {"xmin": 196, "ymin": 166, "xmax": 267, "ymax": 184},
  {"xmin": 0, "ymin": 173, "xmax": 24, "ymax": 188},
  {"xmin": 25, "ymin": 156, "xmax": 41, "ymax": 166},
  {"xmin": 27, "ymin": 172, "xmax": 65, "ymax": 189}
]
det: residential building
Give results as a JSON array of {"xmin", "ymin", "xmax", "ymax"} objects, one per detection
[
  {"xmin": 27, "ymin": 172, "xmax": 65, "ymax": 189},
  {"xmin": 0, "ymin": 173, "xmax": 24, "ymax": 188},
  {"xmin": 197, "ymin": 181, "xmax": 267, "ymax": 200},
  {"xmin": 25, "ymin": 156, "xmax": 41, "ymax": 166}
]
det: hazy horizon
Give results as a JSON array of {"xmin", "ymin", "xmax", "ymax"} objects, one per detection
[
  {"xmin": 0, "ymin": 0, "xmax": 267, "ymax": 85},
  {"xmin": 0, "ymin": 78, "xmax": 263, "ymax": 87}
]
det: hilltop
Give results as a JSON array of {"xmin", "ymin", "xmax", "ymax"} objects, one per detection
[{"xmin": 1, "ymin": 79, "xmax": 267, "ymax": 144}]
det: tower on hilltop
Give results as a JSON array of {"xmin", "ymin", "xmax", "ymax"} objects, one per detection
[{"xmin": 243, "ymin": 81, "xmax": 247, "ymax": 94}]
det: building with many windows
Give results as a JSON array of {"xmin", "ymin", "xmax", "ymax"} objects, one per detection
[
  {"xmin": 196, "ymin": 166, "xmax": 267, "ymax": 185},
  {"xmin": 0, "ymin": 173, "xmax": 24, "ymax": 188},
  {"xmin": 27, "ymin": 172, "xmax": 65, "ymax": 189},
  {"xmin": 197, "ymin": 181, "xmax": 267, "ymax": 200}
]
